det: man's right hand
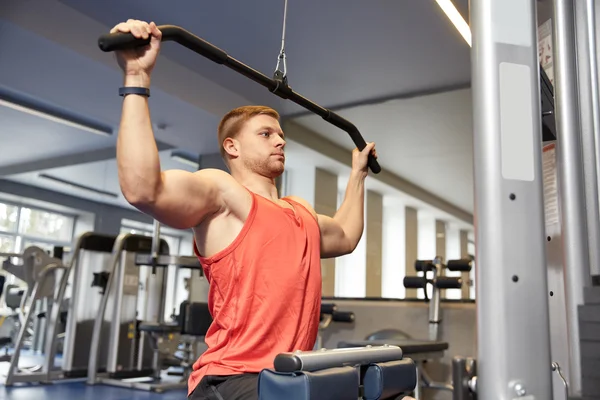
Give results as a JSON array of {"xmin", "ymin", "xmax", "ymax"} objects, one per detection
[{"xmin": 110, "ymin": 19, "xmax": 162, "ymax": 86}]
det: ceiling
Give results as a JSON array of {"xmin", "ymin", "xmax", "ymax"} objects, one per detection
[{"xmin": 0, "ymin": 0, "xmax": 474, "ymax": 230}]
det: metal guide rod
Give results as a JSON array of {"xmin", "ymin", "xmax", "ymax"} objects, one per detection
[
  {"xmin": 554, "ymin": 0, "xmax": 593, "ymax": 393},
  {"xmin": 588, "ymin": 0, "xmax": 600, "ymax": 226},
  {"xmin": 576, "ymin": 0, "xmax": 600, "ymax": 278},
  {"xmin": 470, "ymin": 0, "xmax": 553, "ymax": 398},
  {"xmin": 151, "ymin": 219, "xmax": 161, "ymax": 263}
]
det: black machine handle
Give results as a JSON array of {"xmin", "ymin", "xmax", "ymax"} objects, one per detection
[
  {"xmin": 331, "ymin": 311, "xmax": 355, "ymax": 323},
  {"xmin": 403, "ymin": 276, "xmax": 428, "ymax": 289},
  {"xmin": 446, "ymin": 258, "xmax": 473, "ymax": 272},
  {"xmin": 414, "ymin": 260, "xmax": 436, "ymax": 273},
  {"xmin": 320, "ymin": 303, "xmax": 337, "ymax": 315},
  {"xmin": 98, "ymin": 25, "xmax": 381, "ymax": 174},
  {"xmin": 434, "ymin": 276, "xmax": 463, "ymax": 289}
]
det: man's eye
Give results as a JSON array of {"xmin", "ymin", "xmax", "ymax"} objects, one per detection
[{"xmin": 261, "ymin": 132, "xmax": 270, "ymax": 137}]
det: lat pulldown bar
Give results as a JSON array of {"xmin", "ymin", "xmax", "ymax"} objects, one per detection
[{"xmin": 97, "ymin": 25, "xmax": 381, "ymax": 174}]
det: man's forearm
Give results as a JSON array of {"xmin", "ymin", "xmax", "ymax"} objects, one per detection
[
  {"xmin": 117, "ymin": 75, "xmax": 161, "ymax": 204},
  {"xmin": 333, "ymin": 171, "xmax": 366, "ymax": 249}
]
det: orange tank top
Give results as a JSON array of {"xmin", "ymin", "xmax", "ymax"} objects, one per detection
[{"xmin": 188, "ymin": 191, "xmax": 322, "ymax": 395}]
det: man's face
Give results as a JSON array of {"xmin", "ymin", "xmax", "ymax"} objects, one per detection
[{"xmin": 236, "ymin": 114, "xmax": 286, "ymax": 178}]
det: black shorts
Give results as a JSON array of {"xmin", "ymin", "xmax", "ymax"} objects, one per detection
[{"xmin": 188, "ymin": 373, "xmax": 259, "ymax": 400}]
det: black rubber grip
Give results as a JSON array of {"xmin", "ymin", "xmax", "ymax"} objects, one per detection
[
  {"xmin": 403, "ymin": 276, "xmax": 427, "ymax": 289},
  {"xmin": 98, "ymin": 25, "xmax": 228, "ymax": 64},
  {"xmin": 435, "ymin": 277, "xmax": 463, "ymax": 289},
  {"xmin": 446, "ymin": 259, "xmax": 473, "ymax": 272},
  {"xmin": 98, "ymin": 33, "xmax": 150, "ymax": 52},
  {"xmin": 321, "ymin": 303, "xmax": 337, "ymax": 315},
  {"xmin": 96, "ymin": 24, "xmax": 381, "ymax": 175},
  {"xmin": 414, "ymin": 260, "xmax": 435, "ymax": 272},
  {"xmin": 331, "ymin": 311, "xmax": 355, "ymax": 323}
]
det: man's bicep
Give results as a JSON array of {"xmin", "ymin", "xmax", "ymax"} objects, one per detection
[
  {"xmin": 146, "ymin": 169, "xmax": 225, "ymax": 229},
  {"xmin": 318, "ymin": 214, "xmax": 352, "ymax": 258}
]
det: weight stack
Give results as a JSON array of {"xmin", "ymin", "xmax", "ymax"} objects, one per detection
[{"xmin": 579, "ymin": 281, "xmax": 600, "ymax": 398}]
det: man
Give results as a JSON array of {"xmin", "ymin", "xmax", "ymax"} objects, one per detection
[{"xmin": 110, "ymin": 19, "xmax": 413, "ymax": 400}]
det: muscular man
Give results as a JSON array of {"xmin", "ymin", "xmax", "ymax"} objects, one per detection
[{"xmin": 111, "ymin": 19, "xmax": 413, "ymax": 400}]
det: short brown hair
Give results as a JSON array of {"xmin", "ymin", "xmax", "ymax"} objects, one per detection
[{"xmin": 217, "ymin": 105, "xmax": 280, "ymax": 159}]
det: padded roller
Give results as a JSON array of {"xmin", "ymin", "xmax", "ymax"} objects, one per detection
[
  {"xmin": 414, "ymin": 260, "xmax": 435, "ymax": 272},
  {"xmin": 321, "ymin": 303, "xmax": 337, "ymax": 315},
  {"xmin": 331, "ymin": 311, "xmax": 355, "ymax": 323},
  {"xmin": 274, "ymin": 345, "xmax": 403, "ymax": 373},
  {"xmin": 403, "ymin": 276, "xmax": 427, "ymax": 289},
  {"xmin": 435, "ymin": 276, "xmax": 463, "ymax": 289},
  {"xmin": 363, "ymin": 359, "xmax": 418, "ymax": 400},
  {"xmin": 258, "ymin": 366, "xmax": 358, "ymax": 400},
  {"xmin": 446, "ymin": 258, "xmax": 473, "ymax": 272}
]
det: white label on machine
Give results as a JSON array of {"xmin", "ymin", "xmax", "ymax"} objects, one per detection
[
  {"xmin": 542, "ymin": 143, "xmax": 560, "ymax": 228},
  {"xmin": 493, "ymin": 0, "xmax": 532, "ymax": 47},
  {"xmin": 499, "ymin": 62, "xmax": 535, "ymax": 182}
]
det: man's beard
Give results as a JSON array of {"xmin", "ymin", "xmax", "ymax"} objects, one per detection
[{"xmin": 243, "ymin": 156, "xmax": 284, "ymax": 178}]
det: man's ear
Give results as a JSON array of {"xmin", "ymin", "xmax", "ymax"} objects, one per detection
[{"xmin": 223, "ymin": 137, "xmax": 239, "ymax": 158}]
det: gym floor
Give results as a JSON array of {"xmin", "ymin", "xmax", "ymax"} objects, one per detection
[
  {"xmin": 0, "ymin": 382, "xmax": 187, "ymax": 400},
  {"xmin": 0, "ymin": 353, "xmax": 188, "ymax": 400}
]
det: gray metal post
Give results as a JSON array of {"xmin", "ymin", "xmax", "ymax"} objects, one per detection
[
  {"xmin": 589, "ymin": 1, "xmax": 600, "ymax": 226},
  {"xmin": 553, "ymin": 0, "xmax": 593, "ymax": 393},
  {"xmin": 575, "ymin": 0, "xmax": 600, "ymax": 275},
  {"xmin": 576, "ymin": 0, "xmax": 600, "ymax": 278},
  {"xmin": 470, "ymin": 0, "xmax": 553, "ymax": 398}
]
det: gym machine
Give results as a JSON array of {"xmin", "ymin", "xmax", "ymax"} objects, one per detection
[
  {"xmin": 47, "ymin": 232, "xmax": 118, "ymax": 380},
  {"xmin": 86, "ymin": 223, "xmax": 204, "ymax": 393},
  {"xmin": 404, "ymin": 258, "xmax": 472, "ymax": 343},
  {"xmin": 257, "ymin": 345, "xmax": 416, "ymax": 400},
  {"xmin": 450, "ymin": 0, "xmax": 600, "ymax": 398},
  {"xmin": 0, "ymin": 246, "xmax": 66, "ymax": 385},
  {"xmin": 315, "ymin": 303, "xmax": 355, "ymax": 350},
  {"xmin": 0, "ymin": 232, "xmax": 123, "ymax": 385}
]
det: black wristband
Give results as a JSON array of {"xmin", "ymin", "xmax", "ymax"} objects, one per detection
[{"xmin": 119, "ymin": 86, "xmax": 150, "ymax": 97}]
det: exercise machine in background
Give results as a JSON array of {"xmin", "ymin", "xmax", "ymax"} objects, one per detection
[
  {"xmin": 0, "ymin": 245, "xmax": 66, "ymax": 385},
  {"xmin": 86, "ymin": 221, "xmax": 205, "ymax": 393}
]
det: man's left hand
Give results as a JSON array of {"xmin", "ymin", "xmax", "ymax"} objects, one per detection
[{"xmin": 352, "ymin": 142, "xmax": 377, "ymax": 176}]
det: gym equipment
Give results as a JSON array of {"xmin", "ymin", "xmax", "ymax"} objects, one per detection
[
  {"xmin": 96, "ymin": 24, "xmax": 381, "ymax": 174},
  {"xmin": 449, "ymin": 0, "xmax": 600, "ymax": 398},
  {"xmin": 166, "ymin": 301, "xmax": 213, "ymax": 381},
  {"xmin": 315, "ymin": 303, "xmax": 355, "ymax": 349},
  {"xmin": 404, "ymin": 258, "xmax": 472, "ymax": 342},
  {"xmin": 257, "ymin": 345, "xmax": 417, "ymax": 400},
  {"xmin": 0, "ymin": 233, "xmax": 120, "ymax": 385},
  {"xmin": 87, "ymin": 227, "xmax": 203, "ymax": 393},
  {"xmin": 49, "ymin": 232, "xmax": 117, "ymax": 379},
  {"xmin": 0, "ymin": 246, "xmax": 66, "ymax": 385},
  {"xmin": 338, "ymin": 258, "xmax": 470, "ymax": 399}
]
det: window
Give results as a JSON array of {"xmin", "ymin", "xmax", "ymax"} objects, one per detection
[
  {"xmin": 0, "ymin": 201, "xmax": 76, "ymax": 288},
  {"xmin": 0, "ymin": 201, "xmax": 75, "ymax": 256},
  {"xmin": 0, "ymin": 234, "xmax": 16, "ymax": 253},
  {"xmin": 0, "ymin": 203, "xmax": 18, "ymax": 233},
  {"xmin": 18, "ymin": 207, "xmax": 74, "ymax": 242}
]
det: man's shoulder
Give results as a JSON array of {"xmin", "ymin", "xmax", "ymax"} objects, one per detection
[
  {"xmin": 193, "ymin": 169, "xmax": 243, "ymax": 192},
  {"xmin": 192, "ymin": 168, "xmax": 232, "ymax": 180},
  {"xmin": 285, "ymin": 196, "xmax": 318, "ymax": 218}
]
